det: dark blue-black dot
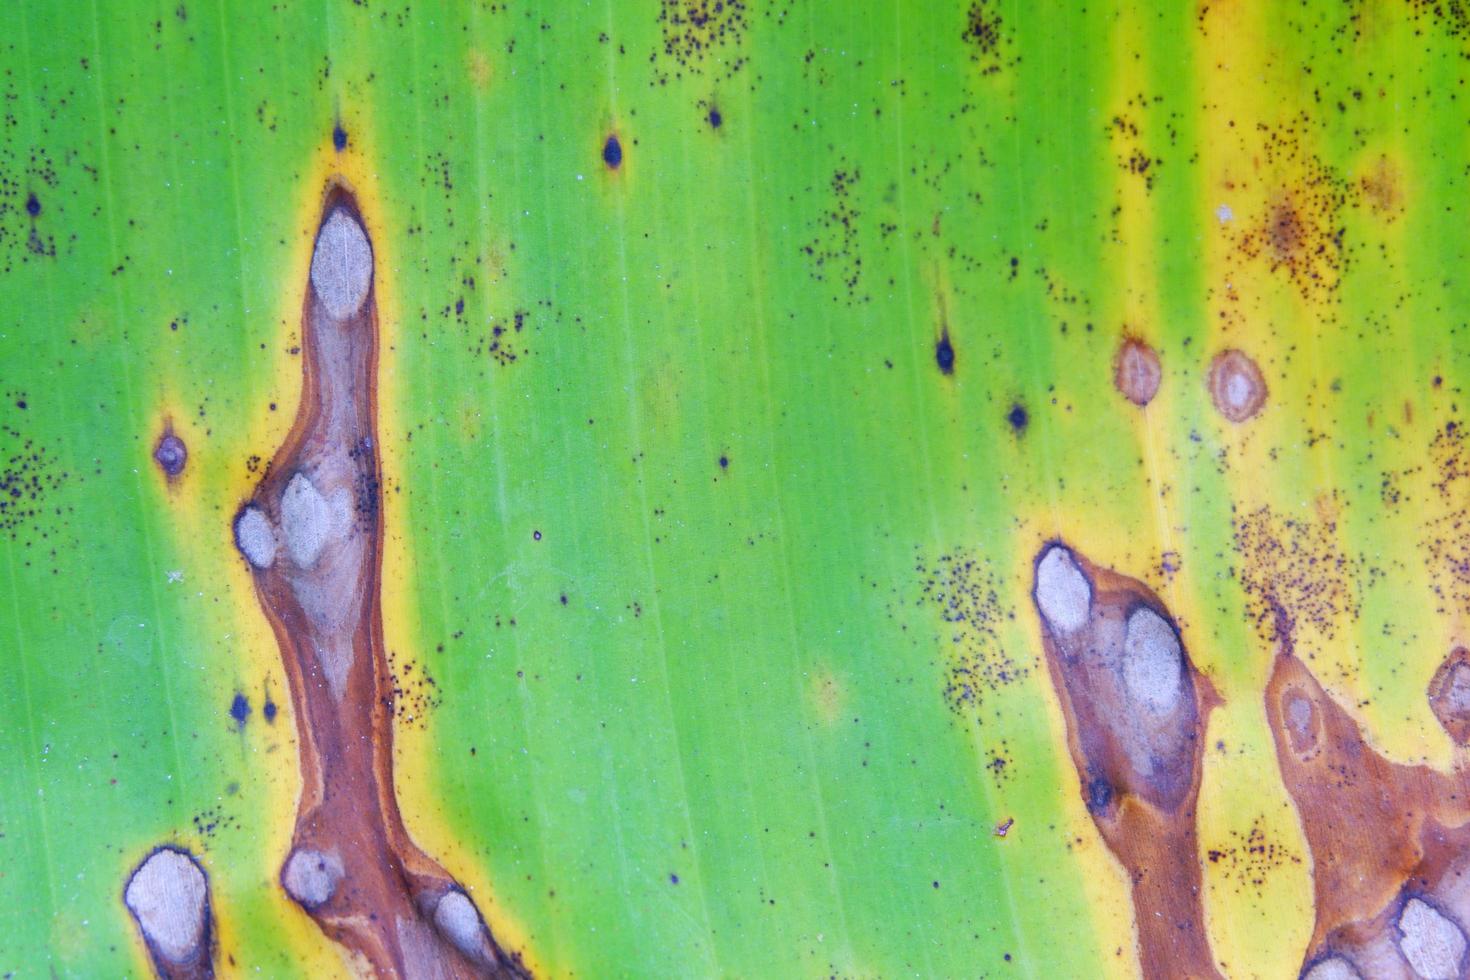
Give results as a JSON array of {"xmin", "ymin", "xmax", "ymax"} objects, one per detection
[
  {"xmin": 25, "ymin": 193, "xmax": 40, "ymax": 217},
  {"xmin": 603, "ymin": 134, "xmax": 622, "ymax": 169},
  {"xmin": 935, "ymin": 332, "xmax": 955, "ymax": 375},
  {"xmin": 263, "ymin": 697, "xmax": 278, "ymax": 723},
  {"xmin": 229, "ymin": 692, "xmax": 251, "ymax": 726},
  {"xmin": 707, "ymin": 107, "xmax": 722, "ymax": 129},
  {"xmin": 718, "ymin": 455, "xmax": 729, "ymax": 469},
  {"xmin": 669, "ymin": 873, "xmax": 680, "ymax": 884},
  {"xmin": 1007, "ymin": 403, "xmax": 1028, "ymax": 433},
  {"xmin": 332, "ymin": 125, "xmax": 348, "ymax": 151}
]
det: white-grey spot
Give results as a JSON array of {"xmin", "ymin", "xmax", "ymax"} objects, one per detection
[
  {"xmin": 310, "ymin": 208, "xmax": 373, "ymax": 319},
  {"xmin": 1303, "ymin": 956, "xmax": 1362, "ymax": 980},
  {"xmin": 434, "ymin": 889, "xmax": 489, "ymax": 961},
  {"xmin": 1399, "ymin": 897, "xmax": 1466, "ymax": 979},
  {"xmin": 234, "ymin": 506, "xmax": 276, "ymax": 569},
  {"xmin": 1035, "ymin": 545, "xmax": 1091, "ymax": 634},
  {"xmin": 124, "ymin": 847, "xmax": 209, "ymax": 965},
  {"xmin": 281, "ymin": 474, "xmax": 338, "ymax": 568},
  {"xmin": 1444, "ymin": 663, "xmax": 1470, "ymax": 715},
  {"xmin": 281, "ymin": 847, "xmax": 343, "ymax": 909},
  {"xmin": 1122, "ymin": 606, "xmax": 1183, "ymax": 714}
]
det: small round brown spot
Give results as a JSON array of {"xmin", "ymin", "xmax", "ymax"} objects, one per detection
[
  {"xmin": 1208, "ymin": 349, "xmax": 1267, "ymax": 423},
  {"xmin": 1113, "ymin": 337, "xmax": 1161, "ymax": 407}
]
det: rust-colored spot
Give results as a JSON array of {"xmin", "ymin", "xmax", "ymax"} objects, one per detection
[
  {"xmin": 1359, "ymin": 155, "xmax": 1404, "ymax": 218},
  {"xmin": 1267, "ymin": 198, "xmax": 1306, "ymax": 264},
  {"xmin": 1266, "ymin": 639, "xmax": 1470, "ymax": 976},
  {"xmin": 1030, "ymin": 542, "xmax": 1223, "ymax": 980},
  {"xmin": 233, "ymin": 184, "xmax": 528, "ymax": 978},
  {"xmin": 1113, "ymin": 337, "xmax": 1161, "ymax": 407},
  {"xmin": 1428, "ymin": 646, "xmax": 1470, "ymax": 746},
  {"xmin": 1207, "ymin": 349, "xmax": 1267, "ymax": 423}
]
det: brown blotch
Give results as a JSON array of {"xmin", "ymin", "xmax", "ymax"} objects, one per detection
[
  {"xmin": 1267, "ymin": 197, "xmax": 1306, "ymax": 265},
  {"xmin": 1265, "ymin": 636, "xmax": 1470, "ymax": 977},
  {"xmin": 1113, "ymin": 337, "xmax": 1161, "ymax": 407},
  {"xmin": 1359, "ymin": 155, "xmax": 1404, "ymax": 218},
  {"xmin": 1030, "ymin": 542, "xmax": 1223, "ymax": 980},
  {"xmin": 1207, "ymin": 348, "xmax": 1267, "ymax": 423},
  {"xmin": 235, "ymin": 183, "xmax": 528, "ymax": 979},
  {"xmin": 1427, "ymin": 646, "xmax": 1470, "ymax": 746}
]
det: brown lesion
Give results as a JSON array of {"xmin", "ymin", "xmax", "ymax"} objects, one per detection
[
  {"xmin": 1030, "ymin": 542, "xmax": 1223, "ymax": 980},
  {"xmin": 1266, "ymin": 624, "xmax": 1470, "ymax": 978},
  {"xmin": 232, "ymin": 183, "xmax": 528, "ymax": 978}
]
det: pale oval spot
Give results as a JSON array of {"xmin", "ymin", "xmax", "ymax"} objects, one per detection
[
  {"xmin": 310, "ymin": 207, "xmax": 373, "ymax": 319},
  {"xmin": 124, "ymin": 847, "xmax": 209, "ymax": 965},
  {"xmin": 1035, "ymin": 545, "xmax": 1091, "ymax": 634},
  {"xmin": 1121, "ymin": 606, "xmax": 1183, "ymax": 714},
  {"xmin": 1302, "ymin": 956, "xmax": 1362, "ymax": 980},
  {"xmin": 1427, "ymin": 648, "xmax": 1470, "ymax": 746},
  {"xmin": 281, "ymin": 847, "xmax": 343, "ymax": 909},
  {"xmin": 434, "ymin": 889, "xmax": 488, "ymax": 961},
  {"xmin": 234, "ymin": 505, "xmax": 277, "ymax": 569},
  {"xmin": 1283, "ymin": 688, "xmax": 1320, "ymax": 757},
  {"xmin": 1208, "ymin": 349, "xmax": 1267, "ymax": 423},
  {"xmin": 281, "ymin": 473, "xmax": 334, "ymax": 568},
  {"xmin": 1113, "ymin": 337, "xmax": 1161, "ymax": 407},
  {"xmin": 1398, "ymin": 897, "xmax": 1467, "ymax": 979}
]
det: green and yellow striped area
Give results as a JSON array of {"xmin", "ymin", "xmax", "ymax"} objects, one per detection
[{"xmin": 1, "ymin": 1, "xmax": 1466, "ymax": 975}]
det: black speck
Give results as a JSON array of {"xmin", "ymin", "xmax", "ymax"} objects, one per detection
[
  {"xmin": 603, "ymin": 134, "xmax": 623, "ymax": 169},
  {"xmin": 25, "ymin": 193, "xmax": 40, "ymax": 217},
  {"xmin": 935, "ymin": 331, "xmax": 955, "ymax": 375},
  {"xmin": 1007, "ymin": 402, "xmax": 1028, "ymax": 433},
  {"xmin": 15, "ymin": 399, "xmax": 26, "ymax": 410},
  {"xmin": 153, "ymin": 431, "xmax": 188, "ymax": 478},
  {"xmin": 707, "ymin": 107, "xmax": 722, "ymax": 129},
  {"xmin": 332, "ymin": 124, "xmax": 348, "ymax": 151},
  {"xmin": 229, "ymin": 693, "xmax": 250, "ymax": 727}
]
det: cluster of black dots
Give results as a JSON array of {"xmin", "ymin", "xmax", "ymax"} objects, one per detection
[
  {"xmin": 800, "ymin": 166, "xmax": 867, "ymax": 306},
  {"xmin": 0, "ymin": 423, "xmax": 69, "ymax": 544},
  {"xmin": 387, "ymin": 650, "xmax": 443, "ymax": 730},
  {"xmin": 913, "ymin": 548, "xmax": 1025, "ymax": 716},
  {"xmin": 1232, "ymin": 118, "xmax": 1353, "ymax": 304},
  {"xmin": 1205, "ymin": 816, "xmax": 1301, "ymax": 894},
  {"xmin": 651, "ymin": 0, "xmax": 750, "ymax": 85},
  {"xmin": 1232, "ymin": 496, "xmax": 1362, "ymax": 647}
]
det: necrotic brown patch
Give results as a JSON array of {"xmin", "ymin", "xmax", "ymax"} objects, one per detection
[
  {"xmin": 233, "ymin": 184, "xmax": 528, "ymax": 979},
  {"xmin": 1265, "ymin": 641, "xmax": 1470, "ymax": 977},
  {"xmin": 1208, "ymin": 348, "xmax": 1267, "ymax": 423},
  {"xmin": 1030, "ymin": 542, "xmax": 1223, "ymax": 980},
  {"xmin": 1113, "ymin": 337, "xmax": 1161, "ymax": 407}
]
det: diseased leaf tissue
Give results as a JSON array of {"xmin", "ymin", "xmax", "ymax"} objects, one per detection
[{"xmin": 4, "ymin": 0, "xmax": 1470, "ymax": 977}]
